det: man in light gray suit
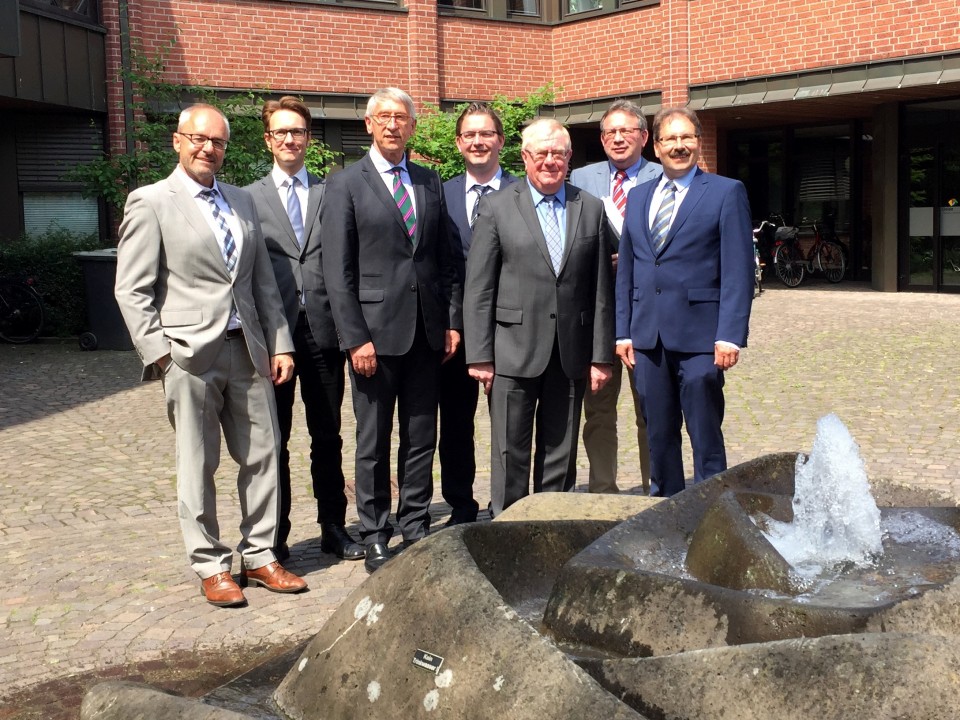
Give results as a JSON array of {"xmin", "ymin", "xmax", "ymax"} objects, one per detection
[
  {"xmin": 115, "ymin": 104, "xmax": 307, "ymax": 607},
  {"xmin": 245, "ymin": 97, "xmax": 362, "ymax": 565},
  {"xmin": 569, "ymin": 99, "xmax": 659, "ymax": 495},
  {"xmin": 465, "ymin": 118, "xmax": 614, "ymax": 517}
]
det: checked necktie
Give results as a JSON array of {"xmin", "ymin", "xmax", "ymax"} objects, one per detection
[
  {"xmin": 612, "ymin": 169, "xmax": 628, "ymax": 218},
  {"xmin": 391, "ymin": 167, "xmax": 417, "ymax": 241},
  {"xmin": 200, "ymin": 188, "xmax": 237, "ymax": 274},
  {"xmin": 651, "ymin": 180, "xmax": 677, "ymax": 254},
  {"xmin": 469, "ymin": 184, "xmax": 491, "ymax": 228},
  {"xmin": 285, "ymin": 176, "xmax": 304, "ymax": 247},
  {"xmin": 538, "ymin": 195, "xmax": 563, "ymax": 274}
]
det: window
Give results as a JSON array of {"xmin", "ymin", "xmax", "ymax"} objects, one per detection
[
  {"xmin": 437, "ymin": 0, "xmax": 485, "ymax": 8},
  {"xmin": 508, "ymin": 0, "xmax": 539, "ymax": 15},
  {"xmin": 567, "ymin": 0, "xmax": 601, "ymax": 13},
  {"xmin": 21, "ymin": 0, "xmax": 99, "ymax": 23}
]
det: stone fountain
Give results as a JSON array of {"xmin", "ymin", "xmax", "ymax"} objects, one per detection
[{"xmin": 82, "ymin": 417, "xmax": 960, "ymax": 719}]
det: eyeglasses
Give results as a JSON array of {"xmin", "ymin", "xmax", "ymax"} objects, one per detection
[
  {"xmin": 370, "ymin": 112, "xmax": 413, "ymax": 126},
  {"xmin": 267, "ymin": 128, "xmax": 309, "ymax": 141},
  {"xmin": 656, "ymin": 134, "xmax": 700, "ymax": 147},
  {"xmin": 459, "ymin": 130, "xmax": 500, "ymax": 141},
  {"xmin": 177, "ymin": 132, "xmax": 228, "ymax": 151},
  {"xmin": 601, "ymin": 127, "xmax": 642, "ymax": 140},
  {"xmin": 524, "ymin": 148, "xmax": 569, "ymax": 164}
]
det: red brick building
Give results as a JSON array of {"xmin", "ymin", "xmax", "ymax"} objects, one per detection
[{"xmin": 4, "ymin": 0, "xmax": 960, "ymax": 291}]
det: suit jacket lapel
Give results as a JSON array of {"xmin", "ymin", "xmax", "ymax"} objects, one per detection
[
  {"xmin": 659, "ymin": 168, "xmax": 706, "ymax": 255},
  {"xmin": 167, "ymin": 175, "xmax": 232, "ymax": 280},
  {"xmin": 516, "ymin": 184, "xmax": 556, "ymax": 275},
  {"xmin": 360, "ymin": 155, "xmax": 413, "ymax": 242},
  {"xmin": 257, "ymin": 177, "xmax": 301, "ymax": 256},
  {"xmin": 558, "ymin": 183, "xmax": 582, "ymax": 275},
  {"xmin": 302, "ymin": 174, "xmax": 324, "ymax": 253},
  {"xmin": 448, "ymin": 175, "xmax": 469, "ymax": 234}
]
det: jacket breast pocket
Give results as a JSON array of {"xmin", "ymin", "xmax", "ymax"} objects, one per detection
[
  {"xmin": 496, "ymin": 307, "xmax": 522, "ymax": 325},
  {"xmin": 687, "ymin": 288, "xmax": 720, "ymax": 303},
  {"xmin": 160, "ymin": 309, "xmax": 202, "ymax": 327},
  {"xmin": 359, "ymin": 289, "xmax": 384, "ymax": 303}
]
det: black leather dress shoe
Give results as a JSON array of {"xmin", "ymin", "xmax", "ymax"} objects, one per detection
[
  {"xmin": 364, "ymin": 543, "xmax": 392, "ymax": 574},
  {"xmin": 444, "ymin": 516, "xmax": 476, "ymax": 528},
  {"xmin": 320, "ymin": 523, "xmax": 365, "ymax": 561}
]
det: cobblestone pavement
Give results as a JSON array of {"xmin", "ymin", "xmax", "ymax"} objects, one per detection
[{"xmin": 2, "ymin": 281, "xmax": 960, "ymax": 717}]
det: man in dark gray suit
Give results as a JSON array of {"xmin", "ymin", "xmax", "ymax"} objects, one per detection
[
  {"xmin": 569, "ymin": 99, "xmax": 659, "ymax": 496},
  {"xmin": 465, "ymin": 118, "xmax": 614, "ymax": 517},
  {"xmin": 439, "ymin": 102, "xmax": 518, "ymax": 526},
  {"xmin": 115, "ymin": 104, "xmax": 307, "ymax": 607},
  {"xmin": 322, "ymin": 88, "xmax": 462, "ymax": 573},
  {"xmin": 245, "ymin": 97, "xmax": 362, "ymax": 565}
]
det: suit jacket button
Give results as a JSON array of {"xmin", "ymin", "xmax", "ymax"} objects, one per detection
[
  {"xmin": 655, "ymin": 261, "xmax": 661, "ymax": 267},
  {"xmin": 410, "ymin": 284, "xmax": 417, "ymax": 291},
  {"xmin": 300, "ymin": 257, "xmax": 306, "ymax": 264},
  {"xmin": 656, "ymin": 288, "xmax": 662, "ymax": 295},
  {"xmin": 550, "ymin": 313, "xmax": 556, "ymax": 319}
]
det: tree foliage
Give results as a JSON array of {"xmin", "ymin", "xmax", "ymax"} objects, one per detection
[
  {"xmin": 68, "ymin": 37, "xmax": 339, "ymax": 215},
  {"xmin": 407, "ymin": 85, "xmax": 556, "ymax": 181}
]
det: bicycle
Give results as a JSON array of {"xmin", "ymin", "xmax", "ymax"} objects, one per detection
[
  {"xmin": 772, "ymin": 220, "xmax": 846, "ymax": 287},
  {"xmin": 0, "ymin": 276, "xmax": 45, "ymax": 343}
]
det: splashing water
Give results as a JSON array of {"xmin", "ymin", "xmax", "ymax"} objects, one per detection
[{"xmin": 763, "ymin": 414, "xmax": 882, "ymax": 577}]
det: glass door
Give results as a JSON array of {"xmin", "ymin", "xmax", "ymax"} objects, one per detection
[{"xmin": 902, "ymin": 100, "xmax": 960, "ymax": 292}]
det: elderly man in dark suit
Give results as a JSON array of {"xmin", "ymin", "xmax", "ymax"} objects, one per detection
[
  {"xmin": 465, "ymin": 118, "xmax": 614, "ymax": 517},
  {"xmin": 616, "ymin": 107, "xmax": 754, "ymax": 497},
  {"xmin": 569, "ymin": 99, "xmax": 659, "ymax": 496},
  {"xmin": 245, "ymin": 96, "xmax": 362, "ymax": 565},
  {"xmin": 322, "ymin": 87, "xmax": 462, "ymax": 573},
  {"xmin": 115, "ymin": 103, "xmax": 307, "ymax": 607},
  {"xmin": 439, "ymin": 102, "xmax": 518, "ymax": 526}
]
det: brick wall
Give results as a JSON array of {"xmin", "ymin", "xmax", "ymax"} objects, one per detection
[
  {"xmin": 688, "ymin": 0, "xmax": 960, "ymax": 84},
  {"xmin": 102, "ymin": 0, "xmax": 960, "ymax": 168}
]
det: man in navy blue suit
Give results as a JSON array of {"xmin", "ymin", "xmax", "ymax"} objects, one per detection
[
  {"xmin": 615, "ymin": 107, "xmax": 753, "ymax": 497},
  {"xmin": 440, "ymin": 103, "xmax": 517, "ymax": 525}
]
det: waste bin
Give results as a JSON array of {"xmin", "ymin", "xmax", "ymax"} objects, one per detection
[{"xmin": 73, "ymin": 248, "xmax": 133, "ymax": 351}]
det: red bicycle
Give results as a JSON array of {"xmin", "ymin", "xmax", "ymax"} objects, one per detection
[{"xmin": 772, "ymin": 220, "xmax": 846, "ymax": 287}]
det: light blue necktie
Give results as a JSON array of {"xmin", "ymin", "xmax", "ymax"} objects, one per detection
[
  {"xmin": 286, "ymin": 177, "xmax": 304, "ymax": 247},
  {"xmin": 538, "ymin": 195, "xmax": 563, "ymax": 274},
  {"xmin": 651, "ymin": 181, "xmax": 677, "ymax": 254}
]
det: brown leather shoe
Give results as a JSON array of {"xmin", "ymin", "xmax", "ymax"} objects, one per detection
[
  {"xmin": 200, "ymin": 571, "xmax": 246, "ymax": 607},
  {"xmin": 239, "ymin": 561, "xmax": 308, "ymax": 593}
]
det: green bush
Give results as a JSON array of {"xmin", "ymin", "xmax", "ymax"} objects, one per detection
[{"xmin": 0, "ymin": 230, "xmax": 103, "ymax": 337}]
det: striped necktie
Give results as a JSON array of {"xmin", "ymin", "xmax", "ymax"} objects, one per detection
[
  {"xmin": 651, "ymin": 181, "xmax": 677, "ymax": 253},
  {"xmin": 612, "ymin": 169, "xmax": 627, "ymax": 218},
  {"xmin": 391, "ymin": 167, "xmax": 417, "ymax": 240},
  {"xmin": 469, "ymin": 184, "xmax": 490, "ymax": 228},
  {"xmin": 538, "ymin": 195, "xmax": 563, "ymax": 274},
  {"xmin": 199, "ymin": 188, "xmax": 237, "ymax": 274}
]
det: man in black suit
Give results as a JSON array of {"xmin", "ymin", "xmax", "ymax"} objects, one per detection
[
  {"xmin": 322, "ymin": 87, "xmax": 462, "ymax": 573},
  {"xmin": 440, "ymin": 103, "xmax": 517, "ymax": 526},
  {"xmin": 245, "ymin": 97, "xmax": 363, "ymax": 564},
  {"xmin": 464, "ymin": 118, "xmax": 614, "ymax": 517}
]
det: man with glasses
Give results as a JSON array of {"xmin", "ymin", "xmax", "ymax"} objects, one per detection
[
  {"xmin": 439, "ymin": 103, "xmax": 518, "ymax": 526},
  {"xmin": 464, "ymin": 118, "xmax": 613, "ymax": 517},
  {"xmin": 322, "ymin": 88, "xmax": 461, "ymax": 573},
  {"xmin": 245, "ymin": 97, "xmax": 363, "ymax": 566},
  {"xmin": 115, "ymin": 104, "xmax": 308, "ymax": 607},
  {"xmin": 569, "ymin": 99, "xmax": 659, "ymax": 496},
  {"xmin": 615, "ymin": 107, "xmax": 753, "ymax": 498}
]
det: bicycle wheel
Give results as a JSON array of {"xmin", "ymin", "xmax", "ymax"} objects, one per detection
[
  {"xmin": 0, "ymin": 282, "xmax": 44, "ymax": 343},
  {"xmin": 817, "ymin": 241, "xmax": 846, "ymax": 283},
  {"xmin": 773, "ymin": 244, "xmax": 804, "ymax": 287}
]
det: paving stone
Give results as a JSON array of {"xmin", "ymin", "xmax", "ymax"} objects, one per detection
[{"xmin": 1, "ymin": 283, "xmax": 960, "ymax": 718}]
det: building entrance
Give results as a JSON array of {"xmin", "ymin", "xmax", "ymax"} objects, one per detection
[{"xmin": 903, "ymin": 99, "xmax": 960, "ymax": 292}]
